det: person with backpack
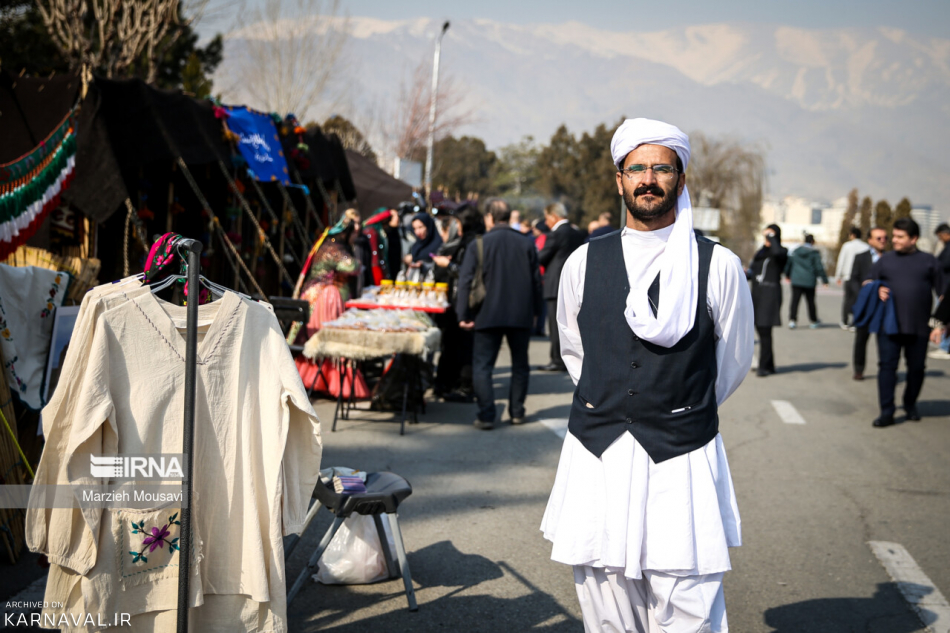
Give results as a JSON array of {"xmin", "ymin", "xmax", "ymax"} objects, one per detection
[{"xmin": 784, "ymin": 234, "xmax": 829, "ymax": 329}]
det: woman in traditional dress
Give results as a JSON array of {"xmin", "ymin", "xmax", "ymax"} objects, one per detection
[{"xmin": 294, "ymin": 208, "xmax": 370, "ymax": 398}]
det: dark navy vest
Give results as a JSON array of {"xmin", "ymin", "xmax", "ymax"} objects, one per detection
[{"xmin": 568, "ymin": 232, "xmax": 719, "ymax": 463}]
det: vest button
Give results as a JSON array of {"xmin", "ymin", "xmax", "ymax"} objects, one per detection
[
  {"xmin": 630, "ymin": 362, "xmax": 638, "ymax": 368},
  {"xmin": 625, "ymin": 417, "xmax": 633, "ymax": 424},
  {"xmin": 628, "ymin": 389, "xmax": 635, "ymax": 396}
]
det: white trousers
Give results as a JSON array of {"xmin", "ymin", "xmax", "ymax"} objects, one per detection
[{"xmin": 574, "ymin": 566, "xmax": 728, "ymax": 633}]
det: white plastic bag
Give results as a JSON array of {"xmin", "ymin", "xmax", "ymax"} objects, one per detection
[{"xmin": 314, "ymin": 514, "xmax": 396, "ymax": 585}]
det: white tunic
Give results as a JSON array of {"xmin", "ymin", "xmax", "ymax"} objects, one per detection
[
  {"xmin": 540, "ymin": 226, "xmax": 754, "ymax": 579},
  {"xmin": 28, "ymin": 289, "xmax": 322, "ymax": 632}
]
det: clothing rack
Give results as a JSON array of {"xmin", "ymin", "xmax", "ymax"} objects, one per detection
[{"xmin": 176, "ymin": 238, "xmax": 202, "ymax": 633}]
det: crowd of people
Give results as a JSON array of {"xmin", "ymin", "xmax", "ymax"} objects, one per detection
[
  {"xmin": 288, "ymin": 193, "xmax": 949, "ymax": 434},
  {"xmin": 287, "ymin": 192, "xmax": 621, "ymax": 426},
  {"xmin": 749, "ymin": 218, "xmax": 949, "ymax": 428}
]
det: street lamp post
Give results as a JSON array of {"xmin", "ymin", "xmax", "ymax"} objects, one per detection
[{"xmin": 424, "ymin": 20, "xmax": 450, "ymax": 202}]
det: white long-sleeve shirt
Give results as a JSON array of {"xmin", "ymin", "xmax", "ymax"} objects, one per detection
[
  {"xmin": 835, "ymin": 238, "xmax": 871, "ymax": 282},
  {"xmin": 556, "ymin": 225, "xmax": 754, "ymax": 404}
]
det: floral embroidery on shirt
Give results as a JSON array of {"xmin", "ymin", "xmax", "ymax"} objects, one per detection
[
  {"xmin": 39, "ymin": 274, "xmax": 64, "ymax": 319},
  {"xmin": 128, "ymin": 513, "xmax": 181, "ymax": 565},
  {"xmin": 0, "ymin": 296, "xmax": 25, "ymax": 394}
]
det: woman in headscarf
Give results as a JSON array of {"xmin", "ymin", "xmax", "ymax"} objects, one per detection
[
  {"xmin": 749, "ymin": 223, "xmax": 789, "ymax": 376},
  {"xmin": 403, "ymin": 212, "xmax": 443, "ymax": 278},
  {"xmin": 293, "ymin": 208, "xmax": 369, "ymax": 398},
  {"xmin": 431, "ymin": 204, "xmax": 484, "ymax": 400}
]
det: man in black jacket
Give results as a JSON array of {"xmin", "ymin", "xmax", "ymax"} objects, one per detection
[
  {"xmin": 870, "ymin": 217, "xmax": 945, "ymax": 427},
  {"xmin": 457, "ymin": 198, "xmax": 543, "ymax": 429},
  {"xmin": 537, "ymin": 202, "xmax": 585, "ymax": 371},
  {"xmin": 849, "ymin": 227, "xmax": 888, "ymax": 380}
]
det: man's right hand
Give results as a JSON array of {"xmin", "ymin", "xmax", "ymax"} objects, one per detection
[
  {"xmin": 836, "ymin": 279, "xmax": 842, "ymax": 286},
  {"xmin": 879, "ymin": 286, "xmax": 890, "ymax": 302},
  {"xmin": 931, "ymin": 326, "xmax": 946, "ymax": 345},
  {"xmin": 459, "ymin": 321, "xmax": 475, "ymax": 330}
]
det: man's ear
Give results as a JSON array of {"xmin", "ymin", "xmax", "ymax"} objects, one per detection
[
  {"xmin": 616, "ymin": 171, "xmax": 624, "ymax": 196},
  {"xmin": 677, "ymin": 172, "xmax": 687, "ymax": 197}
]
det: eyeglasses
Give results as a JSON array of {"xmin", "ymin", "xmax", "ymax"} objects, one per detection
[{"xmin": 619, "ymin": 164, "xmax": 679, "ymax": 182}]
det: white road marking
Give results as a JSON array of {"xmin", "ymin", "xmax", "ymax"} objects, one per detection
[
  {"xmin": 539, "ymin": 418, "xmax": 569, "ymax": 438},
  {"xmin": 771, "ymin": 400, "xmax": 806, "ymax": 424},
  {"xmin": 869, "ymin": 541, "xmax": 950, "ymax": 633}
]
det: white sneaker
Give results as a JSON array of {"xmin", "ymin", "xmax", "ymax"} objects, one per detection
[
  {"xmin": 839, "ymin": 322, "xmax": 849, "ymax": 330},
  {"xmin": 928, "ymin": 349, "xmax": 950, "ymax": 360},
  {"xmin": 788, "ymin": 321, "xmax": 797, "ymax": 329}
]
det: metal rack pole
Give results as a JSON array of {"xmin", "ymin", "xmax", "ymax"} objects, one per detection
[{"xmin": 176, "ymin": 238, "xmax": 202, "ymax": 633}]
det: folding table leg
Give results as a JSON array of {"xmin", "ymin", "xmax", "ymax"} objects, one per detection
[
  {"xmin": 372, "ymin": 514, "xmax": 399, "ymax": 579},
  {"xmin": 399, "ymin": 375, "xmax": 410, "ymax": 436},
  {"xmin": 387, "ymin": 512, "xmax": 418, "ymax": 611},
  {"xmin": 306, "ymin": 357, "xmax": 324, "ymax": 400},
  {"xmin": 286, "ymin": 514, "xmax": 346, "ymax": 605},
  {"xmin": 412, "ymin": 367, "xmax": 420, "ymax": 424},
  {"xmin": 346, "ymin": 360, "xmax": 357, "ymax": 418},
  {"xmin": 331, "ymin": 359, "xmax": 344, "ymax": 431}
]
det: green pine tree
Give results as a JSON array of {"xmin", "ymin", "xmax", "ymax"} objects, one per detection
[
  {"xmin": 894, "ymin": 197, "xmax": 913, "ymax": 222},
  {"xmin": 858, "ymin": 196, "xmax": 873, "ymax": 236},
  {"xmin": 875, "ymin": 200, "xmax": 894, "ymax": 242},
  {"xmin": 838, "ymin": 188, "xmax": 859, "ymax": 249}
]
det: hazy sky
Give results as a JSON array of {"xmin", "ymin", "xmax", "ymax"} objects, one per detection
[
  {"xmin": 336, "ymin": 0, "xmax": 949, "ymax": 37},
  {"xmin": 207, "ymin": 0, "xmax": 950, "ymax": 39}
]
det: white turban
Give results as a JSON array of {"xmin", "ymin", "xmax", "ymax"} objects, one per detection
[
  {"xmin": 610, "ymin": 118, "xmax": 698, "ymax": 349},
  {"xmin": 611, "ymin": 118, "xmax": 690, "ymax": 171}
]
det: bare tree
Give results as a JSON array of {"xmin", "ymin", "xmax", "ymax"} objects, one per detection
[
  {"xmin": 36, "ymin": 0, "xmax": 199, "ymax": 82},
  {"xmin": 687, "ymin": 132, "xmax": 767, "ymax": 263},
  {"xmin": 384, "ymin": 58, "xmax": 477, "ymax": 161},
  {"xmin": 233, "ymin": 0, "xmax": 350, "ymax": 121}
]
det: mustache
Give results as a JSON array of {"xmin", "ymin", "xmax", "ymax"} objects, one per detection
[{"xmin": 633, "ymin": 185, "xmax": 666, "ymax": 198}]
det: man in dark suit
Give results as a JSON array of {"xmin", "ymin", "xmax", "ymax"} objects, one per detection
[
  {"xmin": 849, "ymin": 227, "xmax": 888, "ymax": 380},
  {"xmin": 587, "ymin": 212, "xmax": 616, "ymax": 241},
  {"xmin": 537, "ymin": 202, "xmax": 585, "ymax": 371},
  {"xmin": 457, "ymin": 198, "xmax": 543, "ymax": 429},
  {"xmin": 870, "ymin": 217, "xmax": 945, "ymax": 427}
]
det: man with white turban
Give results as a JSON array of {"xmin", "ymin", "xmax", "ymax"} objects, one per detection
[{"xmin": 540, "ymin": 119, "xmax": 754, "ymax": 632}]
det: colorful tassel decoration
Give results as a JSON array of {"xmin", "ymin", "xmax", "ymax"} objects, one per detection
[{"xmin": 0, "ymin": 109, "xmax": 78, "ymax": 261}]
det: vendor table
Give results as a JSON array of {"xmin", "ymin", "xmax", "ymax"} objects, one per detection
[
  {"xmin": 302, "ymin": 319, "xmax": 441, "ymax": 435},
  {"xmin": 345, "ymin": 300, "xmax": 447, "ymax": 314}
]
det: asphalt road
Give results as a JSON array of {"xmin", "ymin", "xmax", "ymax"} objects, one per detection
[{"xmin": 288, "ymin": 288, "xmax": 950, "ymax": 633}]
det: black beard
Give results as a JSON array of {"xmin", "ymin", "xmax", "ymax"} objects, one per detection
[{"xmin": 623, "ymin": 183, "xmax": 677, "ymax": 222}]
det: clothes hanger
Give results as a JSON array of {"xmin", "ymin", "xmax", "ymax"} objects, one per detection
[{"xmin": 146, "ymin": 239, "xmax": 251, "ymax": 301}]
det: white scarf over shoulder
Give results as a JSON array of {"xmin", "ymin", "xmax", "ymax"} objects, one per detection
[{"xmin": 610, "ymin": 118, "xmax": 697, "ymax": 349}]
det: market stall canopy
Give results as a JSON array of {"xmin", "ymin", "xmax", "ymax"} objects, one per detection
[
  {"xmin": 0, "ymin": 72, "xmax": 80, "ymax": 163},
  {"xmin": 66, "ymin": 77, "xmax": 230, "ymax": 222},
  {"xmin": 282, "ymin": 127, "xmax": 337, "ymax": 184},
  {"xmin": 328, "ymin": 134, "xmax": 357, "ymax": 201},
  {"xmin": 344, "ymin": 149, "xmax": 413, "ymax": 217}
]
